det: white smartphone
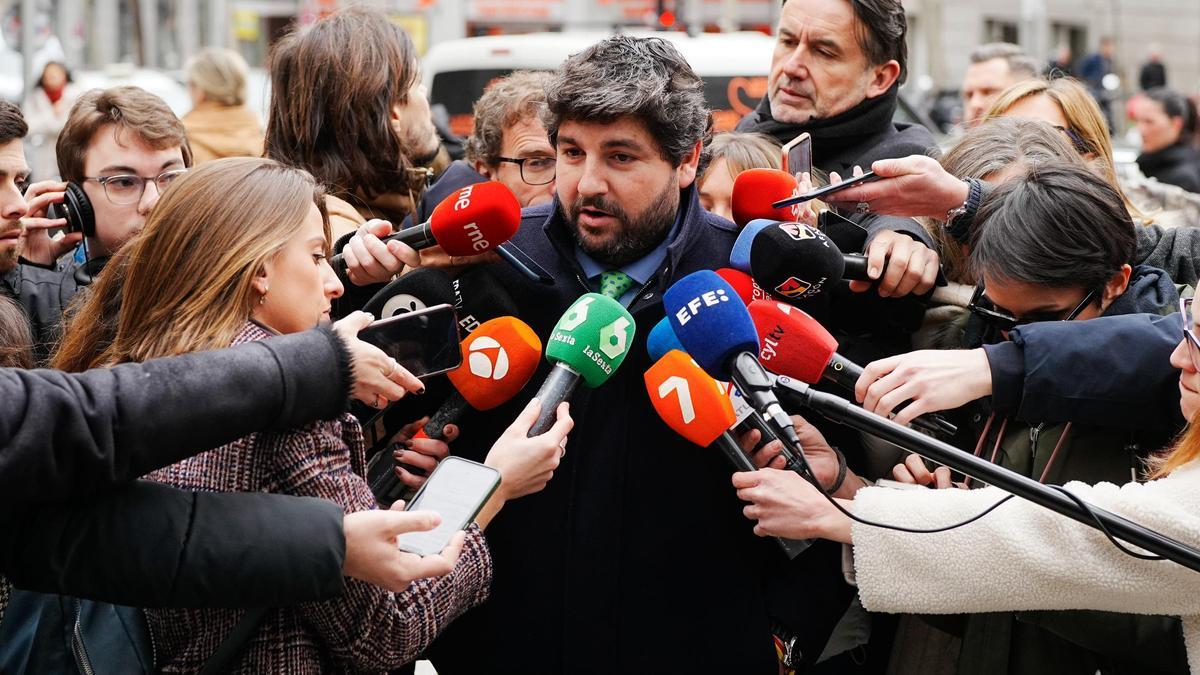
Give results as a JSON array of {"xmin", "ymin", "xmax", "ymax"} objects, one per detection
[{"xmin": 397, "ymin": 456, "xmax": 501, "ymax": 556}]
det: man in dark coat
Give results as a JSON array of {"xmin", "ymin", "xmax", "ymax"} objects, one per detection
[{"xmin": 423, "ymin": 33, "xmax": 941, "ymax": 675}]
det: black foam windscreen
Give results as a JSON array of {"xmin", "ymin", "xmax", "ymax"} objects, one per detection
[
  {"xmin": 749, "ymin": 222, "xmax": 845, "ymax": 305},
  {"xmin": 452, "ymin": 267, "xmax": 519, "ymax": 334},
  {"xmin": 362, "ymin": 267, "xmax": 456, "ymax": 319}
]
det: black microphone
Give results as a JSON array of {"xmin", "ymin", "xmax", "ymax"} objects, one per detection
[
  {"xmin": 452, "ymin": 267, "xmax": 519, "ymax": 334},
  {"xmin": 362, "ymin": 268, "xmax": 456, "ymax": 320}
]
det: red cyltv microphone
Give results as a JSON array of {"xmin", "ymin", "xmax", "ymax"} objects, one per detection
[
  {"xmin": 731, "ymin": 169, "xmax": 799, "ymax": 228},
  {"xmin": 747, "ymin": 300, "xmax": 956, "ymax": 435},
  {"xmin": 332, "ymin": 181, "xmax": 521, "ymax": 273}
]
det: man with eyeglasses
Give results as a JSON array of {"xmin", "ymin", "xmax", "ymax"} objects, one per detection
[{"xmin": 12, "ymin": 86, "xmax": 191, "ymax": 363}]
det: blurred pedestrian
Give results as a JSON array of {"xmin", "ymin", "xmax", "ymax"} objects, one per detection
[
  {"xmin": 1139, "ymin": 45, "xmax": 1168, "ymax": 92},
  {"xmin": 182, "ymin": 47, "xmax": 264, "ymax": 164},
  {"xmin": 1079, "ymin": 37, "xmax": 1117, "ymax": 130},
  {"xmin": 1045, "ymin": 44, "xmax": 1074, "ymax": 78},
  {"xmin": 961, "ymin": 43, "xmax": 1039, "ymax": 127},
  {"xmin": 1134, "ymin": 88, "xmax": 1200, "ymax": 193},
  {"xmin": 22, "ymin": 61, "xmax": 79, "ymax": 180}
]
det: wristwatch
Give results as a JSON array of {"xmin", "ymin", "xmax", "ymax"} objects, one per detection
[{"xmin": 944, "ymin": 177, "xmax": 983, "ymax": 244}]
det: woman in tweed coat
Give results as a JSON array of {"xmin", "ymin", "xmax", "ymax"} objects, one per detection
[{"xmin": 56, "ymin": 157, "xmax": 573, "ymax": 673}]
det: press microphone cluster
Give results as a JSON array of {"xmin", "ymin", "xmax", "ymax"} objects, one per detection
[
  {"xmin": 331, "ymin": 181, "xmax": 522, "ymax": 276},
  {"xmin": 731, "ymin": 169, "xmax": 801, "ymax": 228}
]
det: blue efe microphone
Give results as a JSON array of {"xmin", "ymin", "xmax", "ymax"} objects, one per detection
[
  {"xmin": 663, "ymin": 271, "xmax": 805, "ymax": 452},
  {"xmin": 729, "ymin": 219, "xmax": 776, "ymax": 273},
  {"xmin": 647, "ymin": 316, "xmax": 686, "ymax": 362}
]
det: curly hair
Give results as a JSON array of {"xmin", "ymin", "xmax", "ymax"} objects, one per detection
[
  {"xmin": 542, "ymin": 35, "xmax": 711, "ymax": 165},
  {"xmin": 465, "ymin": 71, "xmax": 552, "ymax": 167}
]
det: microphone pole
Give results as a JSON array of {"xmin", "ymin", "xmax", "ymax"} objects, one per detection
[{"xmin": 773, "ymin": 375, "xmax": 1200, "ymax": 574}]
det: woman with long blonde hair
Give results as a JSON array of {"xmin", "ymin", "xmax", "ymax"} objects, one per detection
[{"xmin": 54, "ymin": 157, "xmax": 573, "ymax": 673}]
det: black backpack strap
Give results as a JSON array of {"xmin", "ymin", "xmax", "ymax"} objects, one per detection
[{"xmin": 198, "ymin": 607, "xmax": 269, "ymax": 675}]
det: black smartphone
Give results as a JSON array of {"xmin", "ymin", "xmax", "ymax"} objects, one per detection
[
  {"xmin": 397, "ymin": 456, "xmax": 501, "ymax": 556},
  {"xmin": 771, "ymin": 170, "xmax": 881, "ymax": 209},
  {"xmin": 358, "ymin": 302, "xmax": 462, "ymax": 380},
  {"xmin": 781, "ymin": 132, "xmax": 812, "ymax": 177}
]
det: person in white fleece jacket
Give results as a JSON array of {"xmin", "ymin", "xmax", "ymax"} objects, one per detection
[{"xmin": 732, "ymin": 300, "xmax": 1200, "ymax": 672}]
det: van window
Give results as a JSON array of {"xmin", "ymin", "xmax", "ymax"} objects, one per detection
[{"xmin": 431, "ymin": 70, "xmax": 769, "ymax": 138}]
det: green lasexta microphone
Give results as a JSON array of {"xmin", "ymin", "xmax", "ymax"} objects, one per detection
[{"xmin": 528, "ymin": 293, "xmax": 636, "ymax": 435}]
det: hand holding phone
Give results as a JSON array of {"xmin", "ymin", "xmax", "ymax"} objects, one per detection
[
  {"xmin": 358, "ymin": 303, "xmax": 463, "ymax": 380},
  {"xmin": 771, "ymin": 171, "xmax": 881, "ymax": 210},
  {"xmin": 397, "ymin": 457, "xmax": 501, "ymax": 556}
]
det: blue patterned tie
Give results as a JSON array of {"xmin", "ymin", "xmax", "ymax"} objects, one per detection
[{"xmin": 599, "ymin": 270, "xmax": 635, "ymax": 300}]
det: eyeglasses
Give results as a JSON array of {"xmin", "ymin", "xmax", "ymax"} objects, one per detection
[
  {"xmin": 1053, "ymin": 125, "xmax": 1091, "ymax": 155},
  {"xmin": 496, "ymin": 156, "xmax": 556, "ymax": 186},
  {"xmin": 84, "ymin": 169, "xmax": 188, "ymax": 205},
  {"xmin": 1181, "ymin": 297, "xmax": 1200, "ymax": 371},
  {"xmin": 968, "ymin": 284, "xmax": 1098, "ymax": 332}
]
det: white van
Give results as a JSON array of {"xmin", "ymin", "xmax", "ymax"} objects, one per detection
[{"xmin": 421, "ymin": 31, "xmax": 776, "ymax": 139}]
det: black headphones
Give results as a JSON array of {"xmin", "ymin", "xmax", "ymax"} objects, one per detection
[{"xmin": 45, "ymin": 182, "xmax": 96, "ymax": 238}]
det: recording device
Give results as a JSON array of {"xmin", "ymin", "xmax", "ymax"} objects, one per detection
[
  {"xmin": 363, "ymin": 268, "xmax": 456, "ymax": 320},
  {"xmin": 452, "ymin": 267, "xmax": 519, "ymax": 334},
  {"xmin": 716, "ymin": 267, "xmax": 768, "ymax": 304},
  {"xmin": 45, "ymin": 182, "xmax": 95, "ymax": 236},
  {"xmin": 780, "ymin": 132, "xmax": 812, "ymax": 177},
  {"xmin": 397, "ymin": 456, "xmax": 501, "ymax": 557},
  {"xmin": 527, "ymin": 293, "xmax": 636, "ymax": 436},
  {"xmin": 749, "ymin": 220, "xmax": 846, "ymax": 304},
  {"xmin": 771, "ymin": 171, "xmax": 881, "ymax": 210},
  {"xmin": 358, "ymin": 303, "xmax": 462, "ymax": 380},
  {"xmin": 644, "ymin": 349, "xmax": 811, "ymax": 558},
  {"xmin": 662, "ymin": 271, "xmax": 806, "ymax": 456},
  {"xmin": 730, "ymin": 170, "xmax": 798, "ymax": 228},
  {"xmin": 747, "ymin": 300, "xmax": 957, "ymax": 436},
  {"xmin": 330, "ymin": 181, "xmax": 521, "ymax": 275},
  {"xmin": 421, "ymin": 317, "xmax": 542, "ymax": 440}
]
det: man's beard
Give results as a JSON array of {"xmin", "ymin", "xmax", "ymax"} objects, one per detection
[
  {"xmin": 0, "ymin": 246, "xmax": 17, "ymax": 275},
  {"xmin": 563, "ymin": 177, "xmax": 679, "ymax": 268}
]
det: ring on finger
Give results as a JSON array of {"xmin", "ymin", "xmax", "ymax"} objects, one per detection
[
  {"xmin": 373, "ymin": 393, "xmax": 386, "ymax": 409},
  {"xmin": 855, "ymin": 201, "xmax": 872, "ymax": 215}
]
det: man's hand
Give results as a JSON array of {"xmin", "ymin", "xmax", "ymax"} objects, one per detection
[
  {"xmin": 20, "ymin": 180, "xmax": 81, "ymax": 266},
  {"xmin": 892, "ymin": 453, "xmax": 955, "ymax": 489},
  {"xmin": 391, "ymin": 417, "xmax": 458, "ymax": 489},
  {"xmin": 341, "ymin": 503, "xmax": 466, "ymax": 592},
  {"xmin": 853, "ymin": 229, "xmax": 940, "ymax": 298},
  {"xmin": 732, "ymin": 468, "xmax": 853, "ymax": 543},
  {"xmin": 827, "ymin": 155, "xmax": 970, "ymax": 220},
  {"xmin": 856, "ymin": 348, "xmax": 992, "ymax": 426},
  {"xmin": 342, "ymin": 220, "xmax": 421, "ymax": 286},
  {"xmin": 736, "ymin": 415, "xmax": 866, "ymax": 498}
]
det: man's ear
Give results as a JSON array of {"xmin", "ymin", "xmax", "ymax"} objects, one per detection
[
  {"xmin": 676, "ymin": 140, "xmax": 704, "ymax": 189},
  {"xmin": 1100, "ymin": 263, "xmax": 1133, "ymax": 310},
  {"xmin": 864, "ymin": 60, "xmax": 902, "ymax": 100},
  {"xmin": 473, "ymin": 160, "xmax": 495, "ymax": 180}
]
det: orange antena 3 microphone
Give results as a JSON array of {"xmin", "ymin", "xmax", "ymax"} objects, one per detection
[{"xmin": 644, "ymin": 349, "xmax": 812, "ymax": 559}]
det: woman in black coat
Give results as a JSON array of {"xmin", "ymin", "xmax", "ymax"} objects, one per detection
[{"xmin": 1135, "ymin": 88, "xmax": 1200, "ymax": 193}]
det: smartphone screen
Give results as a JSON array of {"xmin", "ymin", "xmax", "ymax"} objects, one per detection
[
  {"xmin": 397, "ymin": 457, "xmax": 501, "ymax": 556},
  {"xmin": 771, "ymin": 171, "xmax": 880, "ymax": 209},
  {"xmin": 358, "ymin": 303, "xmax": 462, "ymax": 379},
  {"xmin": 781, "ymin": 132, "xmax": 812, "ymax": 177}
]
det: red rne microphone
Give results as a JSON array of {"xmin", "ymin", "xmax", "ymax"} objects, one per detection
[
  {"xmin": 418, "ymin": 316, "xmax": 543, "ymax": 440},
  {"xmin": 332, "ymin": 181, "xmax": 521, "ymax": 273},
  {"xmin": 747, "ymin": 300, "xmax": 957, "ymax": 435},
  {"xmin": 731, "ymin": 169, "xmax": 798, "ymax": 228},
  {"xmin": 716, "ymin": 267, "xmax": 771, "ymax": 305}
]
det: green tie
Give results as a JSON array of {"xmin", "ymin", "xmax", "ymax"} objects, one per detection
[{"xmin": 599, "ymin": 270, "xmax": 635, "ymax": 301}]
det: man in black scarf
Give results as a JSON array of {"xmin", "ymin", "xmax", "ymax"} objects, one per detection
[{"xmin": 737, "ymin": 0, "xmax": 939, "ymax": 300}]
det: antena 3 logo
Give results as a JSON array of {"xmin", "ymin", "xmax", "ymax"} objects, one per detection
[
  {"xmin": 466, "ymin": 336, "xmax": 509, "ymax": 380},
  {"xmin": 673, "ymin": 288, "xmax": 730, "ymax": 326}
]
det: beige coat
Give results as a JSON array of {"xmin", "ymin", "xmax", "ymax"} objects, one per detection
[{"xmin": 182, "ymin": 102, "xmax": 264, "ymax": 165}]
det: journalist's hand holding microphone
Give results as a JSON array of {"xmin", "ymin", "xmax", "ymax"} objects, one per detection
[
  {"xmin": 733, "ymin": 468, "xmax": 853, "ymax": 544},
  {"xmin": 737, "ymin": 414, "xmax": 865, "ymax": 498},
  {"xmin": 340, "ymin": 219, "xmax": 422, "ymax": 286},
  {"xmin": 390, "ymin": 416, "xmax": 458, "ymax": 489},
  {"xmin": 855, "ymin": 348, "xmax": 993, "ymax": 426},
  {"xmin": 475, "ymin": 398, "xmax": 575, "ymax": 527}
]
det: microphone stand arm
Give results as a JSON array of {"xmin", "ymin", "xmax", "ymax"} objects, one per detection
[{"xmin": 772, "ymin": 376, "xmax": 1200, "ymax": 574}]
